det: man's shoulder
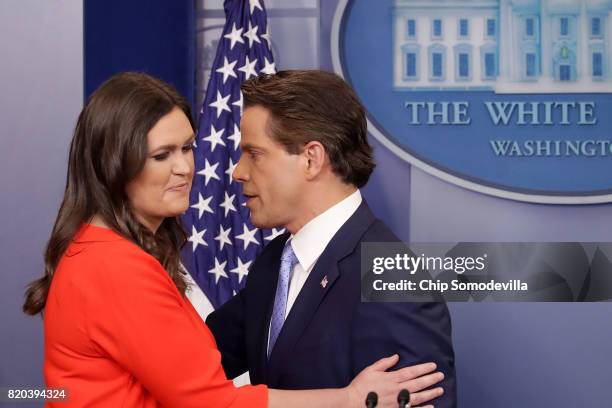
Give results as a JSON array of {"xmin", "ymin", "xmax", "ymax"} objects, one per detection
[
  {"xmin": 341, "ymin": 200, "xmax": 402, "ymax": 246},
  {"xmin": 361, "ymin": 217, "xmax": 401, "ymax": 243},
  {"xmin": 254, "ymin": 207, "xmax": 402, "ymax": 261}
]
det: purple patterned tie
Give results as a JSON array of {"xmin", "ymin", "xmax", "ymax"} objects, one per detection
[{"xmin": 268, "ymin": 240, "xmax": 298, "ymax": 358}]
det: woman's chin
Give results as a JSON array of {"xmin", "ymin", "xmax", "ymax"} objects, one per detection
[{"xmin": 165, "ymin": 201, "xmax": 190, "ymax": 218}]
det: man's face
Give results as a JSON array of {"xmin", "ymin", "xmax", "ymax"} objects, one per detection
[{"xmin": 234, "ymin": 105, "xmax": 306, "ymax": 230}]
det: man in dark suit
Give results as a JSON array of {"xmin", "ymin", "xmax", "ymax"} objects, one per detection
[{"xmin": 207, "ymin": 70, "xmax": 456, "ymax": 407}]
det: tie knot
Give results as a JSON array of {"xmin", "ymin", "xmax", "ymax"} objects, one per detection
[{"xmin": 281, "ymin": 241, "xmax": 298, "ymax": 269}]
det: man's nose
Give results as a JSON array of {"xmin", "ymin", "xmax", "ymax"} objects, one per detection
[{"xmin": 232, "ymin": 156, "xmax": 249, "ymax": 183}]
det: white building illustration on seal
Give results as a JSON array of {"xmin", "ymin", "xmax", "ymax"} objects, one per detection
[{"xmin": 393, "ymin": 0, "xmax": 612, "ymax": 93}]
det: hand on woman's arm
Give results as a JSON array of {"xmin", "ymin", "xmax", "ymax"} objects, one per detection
[{"xmin": 268, "ymin": 354, "xmax": 444, "ymax": 408}]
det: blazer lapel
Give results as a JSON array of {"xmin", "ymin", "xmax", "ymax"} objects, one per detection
[{"xmin": 266, "ymin": 201, "xmax": 376, "ymax": 384}]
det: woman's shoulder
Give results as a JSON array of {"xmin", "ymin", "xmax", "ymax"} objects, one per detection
[
  {"xmin": 71, "ymin": 224, "xmax": 151, "ymax": 255},
  {"xmin": 50, "ymin": 225, "xmax": 180, "ymax": 316},
  {"xmin": 58, "ymin": 224, "xmax": 165, "ymax": 285}
]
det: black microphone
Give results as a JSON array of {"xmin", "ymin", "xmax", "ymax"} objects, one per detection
[
  {"xmin": 365, "ymin": 391, "xmax": 378, "ymax": 408},
  {"xmin": 397, "ymin": 388, "xmax": 410, "ymax": 408}
]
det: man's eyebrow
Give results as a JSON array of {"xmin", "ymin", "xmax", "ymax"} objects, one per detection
[{"xmin": 240, "ymin": 143, "xmax": 263, "ymax": 151}]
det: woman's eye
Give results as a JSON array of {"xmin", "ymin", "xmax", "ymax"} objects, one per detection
[
  {"xmin": 152, "ymin": 152, "xmax": 169, "ymax": 161},
  {"xmin": 182, "ymin": 143, "xmax": 194, "ymax": 152}
]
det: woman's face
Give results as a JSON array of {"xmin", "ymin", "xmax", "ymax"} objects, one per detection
[{"xmin": 126, "ymin": 107, "xmax": 195, "ymax": 232}]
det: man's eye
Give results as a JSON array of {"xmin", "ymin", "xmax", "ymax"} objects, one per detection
[
  {"xmin": 153, "ymin": 152, "xmax": 169, "ymax": 161},
  {"xmin": 182, "ymin": 143, "xmax": 194, "ymax": 152}
]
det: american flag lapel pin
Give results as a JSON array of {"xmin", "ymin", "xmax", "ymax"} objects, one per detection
[{"xmin": 321, "ymin": 275, "xmax": 328, "ymax": 288}]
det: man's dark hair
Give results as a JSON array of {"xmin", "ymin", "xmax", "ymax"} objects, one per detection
[{"xmin": 241, "ymin": 70, "xmax": 375, "ymax": 188}]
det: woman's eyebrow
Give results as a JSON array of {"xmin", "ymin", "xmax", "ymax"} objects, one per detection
[{"xmin": 150, "ymin": 134, "xmax": 196, "ymax": 152}]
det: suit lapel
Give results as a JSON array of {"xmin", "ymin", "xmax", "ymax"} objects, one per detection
[{"xmin": 266, "ymin": 201, "xmax": 376, "ymax": 384}]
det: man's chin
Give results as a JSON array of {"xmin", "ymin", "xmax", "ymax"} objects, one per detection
[
  {"xmin": 249, "ymin": 214, "xmax": 282, "ymax": 230},
  {"xmin": 249, "ymin": 218, "xmax": 269, "ymax": 229}
]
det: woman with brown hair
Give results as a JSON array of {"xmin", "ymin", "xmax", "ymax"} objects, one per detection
[{"xmin": 24, "ymin": 72, "xmax": 443, "ymax": 408}]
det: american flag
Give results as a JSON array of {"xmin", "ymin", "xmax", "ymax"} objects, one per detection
[{"xmin": 181, "ymin": 0, "xmax": 284, "ymax": 310}]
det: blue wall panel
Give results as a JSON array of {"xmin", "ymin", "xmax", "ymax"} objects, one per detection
[{"xmin": 85, "ymin": 0, "xmax": 195, "ymax": 108}]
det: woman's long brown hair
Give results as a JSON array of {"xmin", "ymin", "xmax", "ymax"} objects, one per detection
[{"xmin": 23, "ymin": 72, "xmax": 193, "ymax": 315}]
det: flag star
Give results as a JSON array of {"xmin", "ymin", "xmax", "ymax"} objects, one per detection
[
  {"xmin": 238, "ymin": 56, "xmax": 258, "ymax": 80},
  {"xmin": 260, "ymin": 57, "xmax": 276, "ymax": 75},
  {"xmin": 223, "ymin": 23, "xmax": 244, "ymax": 50},
  {"xmin": 264, "ymin": 228, "xmax": 286, "ymax": 242},
  {"xmin": 249, "ymin": 0, "xmax": 263, "ymax": 14},
  {"xmin": 202, "ymin": 124, "xmax": 226, "ymax": 152},
  {"xmin": 188, "ymin": 226, "xmax": 207, "ymax": 252},
  {"xmin": 214, "ymin": 225, "xmax": 233, "ymax": 250},
  {"xmin": 225, "ymin": 158, "xmax": 237, "ymax": 183},
  {"xmin": 228, "ymin": 124, "xmax": 241, "ymax": 150},
  {"xmin": 243, "ymin": 22, "xmax": 261, "ymax": 48},
  {"xmin": 215, "ymin": 57, "xmax": 238, "ymax": 84},
  {"xmin": 190, "ymin": 193, "xmax": 214, "ymax": 219},
  {"xmin": 236, "ymin": 224, "xmax": 260, "ymax": 250},
  {"xmin": 208, "ymin": 257, "xmax": 228, "ymax": 284},
  {"xmin": 261, "ymin": 29, "xmax": 272, "ymax": 49},
  {"xmin": 197, "ymin": 159, "xmax": 221, "ymax": 186},
  {"xmin": 232, "ymin": 92, "xmax": 243, "ymax": 114},
  {"xmin": 209, "ymin": 91, "xmax": 231, "ymax": 118},
  {"xmin": 219, "ymin": 192, "xmax": 237, "ymax": 216},
  {"xmin": 230, "ymin": 257, "xmax": 252, "ymax": 284}
]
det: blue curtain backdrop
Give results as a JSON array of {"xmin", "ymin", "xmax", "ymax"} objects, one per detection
[{"xmin": 84, "ymin": 0, "xmax": 195, "ymax": 108}]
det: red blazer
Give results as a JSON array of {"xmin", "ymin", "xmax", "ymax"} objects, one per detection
[{"xmin": 44, "ymin": 224, "xmax": 267, "ymax": 407}]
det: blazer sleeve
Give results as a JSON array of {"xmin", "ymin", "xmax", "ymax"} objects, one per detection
[
  {"xmin": 350, "ymin": 301, "xmax": 457, "ymax": 408},
  {"xmin": 83, "ymin": 246, "xmax": 267, "ymax": 408},
  {"xmin": 206, "ymin": 288, "xmax": 249, "ymax": 379}
]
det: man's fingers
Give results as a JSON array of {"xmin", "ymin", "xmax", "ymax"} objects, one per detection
[
  {"xmin": 403, "ymin": 371, "xmax": 444, "ymax": 393},
  {"xmin": 367, "ymin": 354, "xmax": 400, "ymax": 371},
  {"xmin": 409, "ymin": 386, "xmax": 444, "ymax": 406},
  {"xmin": 393, "ymin": 362, "xmax": 437, "ymax": 381}
]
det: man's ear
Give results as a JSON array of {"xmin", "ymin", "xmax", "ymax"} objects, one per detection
[{"xmin": 302, "ymin": 141, "xmax": 326, "ymax": 180}]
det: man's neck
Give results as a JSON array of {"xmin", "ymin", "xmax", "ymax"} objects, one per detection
[{"xmin": 285, "ymin": 185, "xmax": 358, "ymax": 235}]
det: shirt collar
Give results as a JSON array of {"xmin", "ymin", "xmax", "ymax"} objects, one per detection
[{"xmin": 290, "ymin": 189, "xmax": 362, "ymax": 273}]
